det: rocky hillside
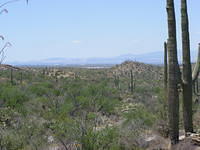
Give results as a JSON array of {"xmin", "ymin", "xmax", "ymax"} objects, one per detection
[{"xmin": 111, "ymin": 61, "xmax": 163, "ymax": 80}]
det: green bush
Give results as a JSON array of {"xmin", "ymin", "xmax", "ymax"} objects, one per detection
[
  {"xmin": 27, "ymin": 82, "xmax": 53, "ymax": 97},
  {"xmin": 97, "ymin": 97, "xmax": 120, "ymax": 114},
  {"xmin": 81, "ymin": 127, "xmax": 121, "ymax": 150},
  {"xmin": 123, "ymin": 104, "xmax": 156, "ymax": 131},
  {"xmin": 0, "ymin": 132, "xmax": 25, "ymax": 150},
  {"xmin": 0, "ymin": 86, "xmax": 28, "ymax": 109}
]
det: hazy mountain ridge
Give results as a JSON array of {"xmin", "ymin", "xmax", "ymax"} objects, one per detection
[{"xmin": 9, "ymin": 50, "xmax": 199, "ymax": 66}]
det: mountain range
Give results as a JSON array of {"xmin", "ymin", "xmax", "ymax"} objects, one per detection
[{"xmin": 9, "ymin": 50, "xmax": 199, "ymax": 66}]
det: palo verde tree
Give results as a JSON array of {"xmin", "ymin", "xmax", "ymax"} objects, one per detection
[{"xmin": 165, "ymin": 0, "xmax": 200, "ymax": 144}]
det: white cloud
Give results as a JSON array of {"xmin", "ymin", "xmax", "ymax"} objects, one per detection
[{"xmin": 72, "ymin": 40, "xmax": 81, "ymax": 44}]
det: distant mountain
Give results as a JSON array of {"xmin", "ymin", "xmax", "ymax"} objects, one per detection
[{"xmin": 8, "ymin": 50, "xmax": 199, "ymax": 66}]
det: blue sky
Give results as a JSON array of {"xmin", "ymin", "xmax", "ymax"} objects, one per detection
[{"xmin": 1, "ymin": 0, "xmax": 200, "ymax": 62}]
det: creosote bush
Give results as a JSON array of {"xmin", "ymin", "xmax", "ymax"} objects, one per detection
[{"xmin": 0, "ymin": 84, "xmax": 28, "ymax": 109}]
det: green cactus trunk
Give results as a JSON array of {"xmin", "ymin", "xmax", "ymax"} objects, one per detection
[
  {"xmin": 10, "ymin": 68, "xmax": 13, "ymax": 85},
  {"xmin": 181, "ymin": 0, "xmax": 193, "ymax": 133},
  {"xmin": 114, "ymin": 75, "xmax": 119, "ymax": 89},
  {"xmin": 130, "ymin": 70, "xmax": 134, "ymax": 94},
  {"xmin": 192, "ymin": 44, "xmax": 200, "ymax": 82},
  {"xmin": 20, "ymin": 72, "xmax": 23, "ymax": 84},
  {"xmin": 163, "ymin": 42, "xmax": 168, "ymax": 119},
  {"xmin": 164, "ymin": 42, "xmax": 168, "ymax": 92},
  {"xmin": 166, "ymin": 0, "xmax": 180, "ymax": 144}
]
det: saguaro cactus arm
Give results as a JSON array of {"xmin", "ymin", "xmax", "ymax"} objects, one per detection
[
  {"xmin": 194, "ymin": 80, "xmax": 200, "ymax": 97},
  {"xmin": 164, "ymin": 41, "xmax": 168, "ymax": 90},
  {"xmin": 192, "ymin": 44, "xmax": 200, "ymax": 82}
]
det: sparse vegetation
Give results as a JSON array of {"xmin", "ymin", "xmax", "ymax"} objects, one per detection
[
  {"xmin": 0, "ymin": 60, "xmax": 198, "ymax": 149},
  {"xmin": 0, "ymin": 0, "xmax": 199, "ymax": 149}
]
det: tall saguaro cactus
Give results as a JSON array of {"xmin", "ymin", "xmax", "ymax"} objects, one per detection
[
  {"xmin": 164, "ymin": 42, "xmax": 168, "ymax": 92},
  {"xmin": 181, "ymin": 0, "xmax": 193, "ymax": 133},
  {"xmin": 10, "ymin": 68, "xmax": 13, "ymax": 85},
  {"xmin": 130, "ymin": 70, "xmax": 134, "ymax": 94},
  {"xmin": 166, "ymin": 0, "xmax": 180, "ymax": 144},
  {"xmin": 165, "ymin": 0, "xmax": 200, "ymax": 144},
  {"xmin": 20, "ymin": 72, "xmax": 23, "ymax": 84}
]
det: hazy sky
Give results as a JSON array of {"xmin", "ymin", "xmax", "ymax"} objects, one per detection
[{"xmin": 1, "ymin": 0, "xmax": 200, "ymax": 62}]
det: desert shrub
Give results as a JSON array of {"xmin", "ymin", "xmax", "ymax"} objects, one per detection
[
  {"xmin": 22, "ymin": 97, "xmax": 49, "ymax": 117},
  {"xmin": 52, "ymin": 88, "xmax": 62, "ymax": 96},
  {"xmin": 123, "ymin": 104, "xmax": 156, "ymax": 135},
  {"xmin": 134, "ymin": 86, "xmax": 149, "ymax": 95},
  {"xmin": 0, "ymin": 108, "xmax": 21, "ymax": 128},
  {"xmin": 48, "ymin": 116, "xmax": 81, "ymax": 148},
  {"xmin": 96, "ymin": 97, "xmax": 120, "ymax": 114},
  {"xmin": 61, "ymin": 81, "xmax": 120, "ymax": 116},
  {"xmin": 80, "ymin": 82, "xmax": 120, "ymax": 114},
  {"xmin": 0, "ymin": 85, "xmax": 28, "ymax": 109},
  {"xmin": 27, "ymin": 82, "xmax": 54, "ymax": 97},
  {"xmin": 19, "ymin": 121, "xmax": 46, "ymax": 149},
  {"xmin": 0, "ymin": 131, "xmax": 25, "ymax": 150},
  {"xmin": 154, "ymin": 88, "xmax": 169, "ymax": 137},
  {"xmin": 81, "ymin": 127, "xmax": 121, "ymax": 150},
  {"xmin": 117, "ymin": 104, "xmax": 156, "ymax": 149}
]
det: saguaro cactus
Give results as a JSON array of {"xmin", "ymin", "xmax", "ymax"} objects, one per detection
[
  {"xmin": 10, "ymin": 68, "xmax": 13, "ymax": 85},
  {"xmin": 130, "ymin": 70, "xmax": 134, "ymax": 94},
  {"xmin": 163, "ymin": 42, "xmax": 168, "ymax": 120},
  {"xmin": 192, "ymin": 44, "xmax": 200, "ymax": 82},
  {"xmin": 20, "ymin": 72, "xmax": 23, "ymax": 84},
  {"xmin": 165, "ymin": 0, "xmax": 200, "ymax": 144},
  {"xmin": 166, "ymin": 0, "xmax": 180, "ymax": 144},
  {"xmin": 164, "ymin": 42, "xmax": 168, "ymax": 92},
  {"xmin": 193, "ymin": 44, "xmax": 200, "ymax": 97},
  {"xmin": 55, "ymin": 71, "xmax": 58, "ymax": 83},
  {"xmin": 114, "ymin": 74, "xmax": 120, "ymax": 89},
  {"xmin": 181, "ymin": 0, "xmax": 193, "ymax": 133}
]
